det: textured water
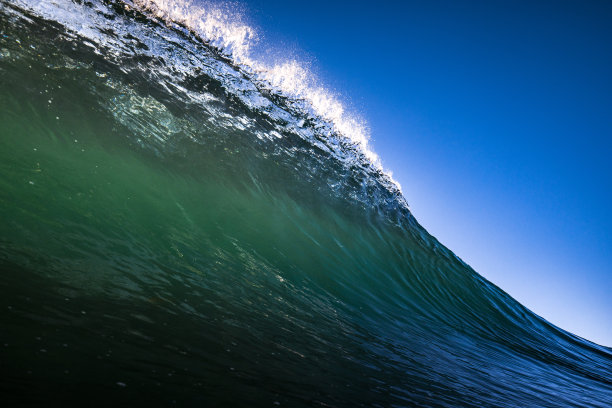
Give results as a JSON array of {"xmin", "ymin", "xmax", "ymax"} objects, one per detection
[{"xmin": 1, "ymin": 1, "xmax": 611, "ymax": 406}]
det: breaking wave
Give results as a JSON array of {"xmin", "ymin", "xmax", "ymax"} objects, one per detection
[{"xmin": 0, "ymin": 1, "xmax": 610, "ymax": 407}]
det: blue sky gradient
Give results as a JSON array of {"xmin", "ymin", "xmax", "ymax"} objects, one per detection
[{"xmin": 241, "ymin": 0, "xmax": 612, "ymax": 346}]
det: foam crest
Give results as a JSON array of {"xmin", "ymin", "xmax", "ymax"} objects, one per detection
[
  {"xmin": 133, "ymin": 0, "xmax": 388, "ymax": 177},
  {"xmin": 134, "ymin": 0, "xmax": 256, "ymax": 60}
]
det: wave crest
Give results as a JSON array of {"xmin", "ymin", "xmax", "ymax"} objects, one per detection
[{"xmin": 132, "ymin": 0, "xmax": 386, "ymax": 177}]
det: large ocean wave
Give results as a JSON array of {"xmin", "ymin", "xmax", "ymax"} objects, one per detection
[{"xmin": 0, "ymin": 0, "xmax": 610, "ymax": 406}]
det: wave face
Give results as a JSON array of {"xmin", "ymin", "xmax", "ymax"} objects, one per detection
[{"xmin": 0, "ymin": 1, "xmax": 610, "ymax": 406}]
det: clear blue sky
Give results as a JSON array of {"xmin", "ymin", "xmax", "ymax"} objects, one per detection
[{"xmin": 239, "ymin": 0, "xmax": 612, "ymax": 346}]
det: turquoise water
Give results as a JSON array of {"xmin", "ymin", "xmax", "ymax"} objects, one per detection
[{"xmin": 1, "ymin": 1, "xmax": 611, "ymax": 406}]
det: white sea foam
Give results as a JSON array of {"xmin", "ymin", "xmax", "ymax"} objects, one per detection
[{"xmin": 131, "ymin": 0, "xmax": 399, "ymax": 189}]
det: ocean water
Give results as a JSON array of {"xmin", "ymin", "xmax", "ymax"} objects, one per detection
[{"xmin": 0, "ymin": 1, "xmax": 610, "ymax": 406}]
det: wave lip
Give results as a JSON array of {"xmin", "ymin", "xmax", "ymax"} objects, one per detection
[
  {"xmin": 130, "ymin": 0, "xmax": 404, "ymax": 197},
  {"xmin": 133, "ymin": 0, "xmax": 377, "ymax": 158}
]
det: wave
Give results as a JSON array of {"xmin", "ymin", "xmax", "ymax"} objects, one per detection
[
  {"xmin": 7, "ymin": 0, "xmax": 405, "ymax": 208},
  {"xmin": 0, "ymin": 0, "xmax": 611, "ymax": 406}
]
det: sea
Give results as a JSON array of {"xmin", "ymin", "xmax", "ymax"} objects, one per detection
[{"xmin": 1, "ymin": 1, "xmax": 611, "ymax": 406}]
